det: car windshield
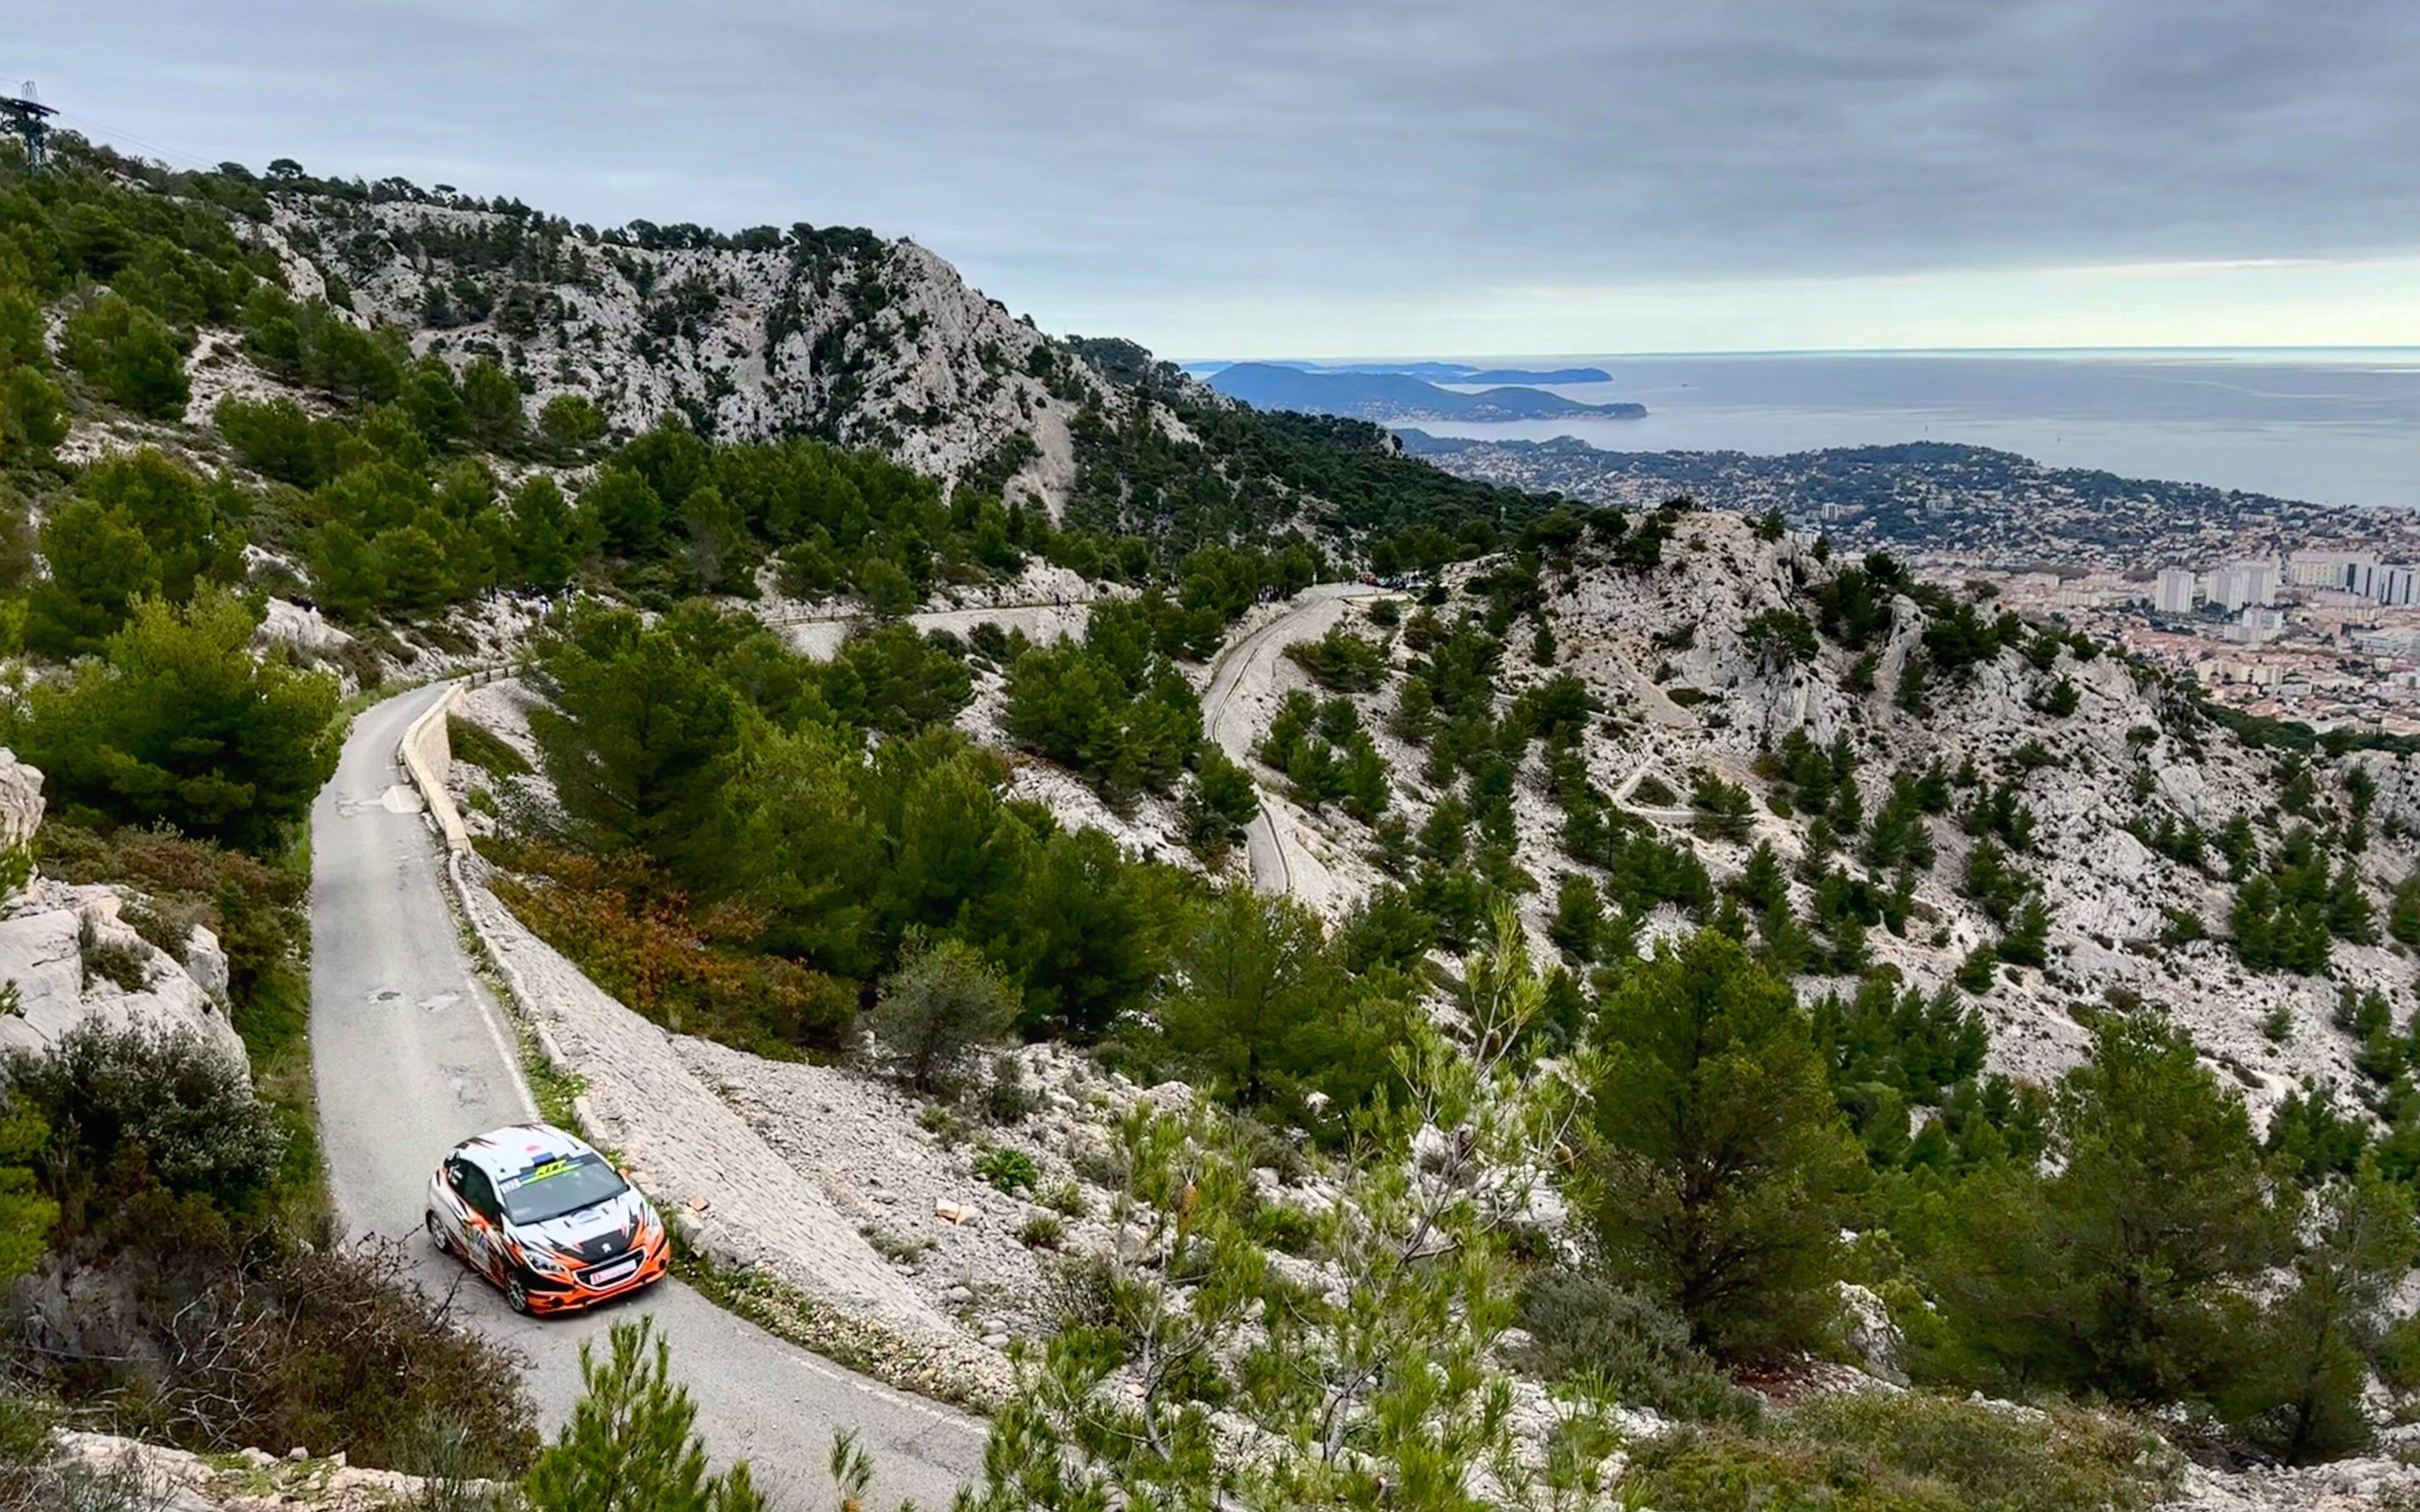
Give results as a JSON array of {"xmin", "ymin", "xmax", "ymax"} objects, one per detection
[{"xmin": 497, "ymin": 1153, "xmax": 625, "ymax": 1226}]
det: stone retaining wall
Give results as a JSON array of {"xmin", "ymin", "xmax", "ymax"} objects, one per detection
[{"xmin": 398, "ymin": 684, "xmax": 470, "ymax": 853}]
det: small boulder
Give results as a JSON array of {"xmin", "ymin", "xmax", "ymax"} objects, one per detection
[
  {"xmin": 1839, "ymin": 1282, "xmax": 1908, "ymax": 1386},
  {"xmin": 185, "ymin": 924, "xmax": 230, "ymax": 1003}
]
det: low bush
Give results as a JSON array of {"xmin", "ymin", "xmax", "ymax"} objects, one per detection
[
  {"xmin": 1514, "ymin": 1267, "xmax": 1761, "ymax": 1424},
  {"xmin": 38, "ymin": 823, "xmax": 307, "ymax": 1023},
  {"xmin": 1283, "ymin": 627, "xmax": 1389, "ymax": 692},
  {"xmin": 448, "ymin": 715, "xmax": 532, "ymax": 777},
  {"xmin": 0, "ymin": 1026, "xmax": 537, "ymax": 1481},
  {"xmin": 973, "ymin": 1147, "xmax": 1038, "ymax": 1195},
  {"xmin": 77, "ymin": 1236, "xmax": 537, "ymax": 1477},
  {"xmin": 73, "ymin": 916, "xmax": 149, "ymax": 994},
  {"xmin": 7, "ymin": 1020, "xmax": 286, "ymax": 1228},
  {"xmin": 1618, "ymin": 1392, "xmax": 2176, "ymax": 1512},
  {"xmin": 489, "ymin": 839, "xmax": 854, "ymax": 1056},
  {"xmin": 1038, "ymin": 1179, "xmax": 1089, "ymax": 1219},
  {"xmin": 984, "ymin": 1054, "xmax": 1042, "ymax": 1124}
]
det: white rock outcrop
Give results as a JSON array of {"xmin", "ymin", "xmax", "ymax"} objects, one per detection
[
  {"xmin": 0, "ymin": 883, "xmax": 248, "ymax": 1065},
  {"xmin": 0, "ymin": 746, "xmax": 42, "ymax": 866}
]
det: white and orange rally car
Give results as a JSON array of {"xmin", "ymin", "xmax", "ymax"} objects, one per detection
[{"xmin": 425, "ymin": 1123, "xmax": 669, "ymax": 1315}]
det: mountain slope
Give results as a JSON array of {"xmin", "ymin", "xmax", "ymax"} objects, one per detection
[
  {"xmin": 255, "ymin": 187, "xmax": 1097, "ymax": 510},
  {"xmin": 1241, "ymin": 507, "xmax": 2418, "ymax": 1118}
]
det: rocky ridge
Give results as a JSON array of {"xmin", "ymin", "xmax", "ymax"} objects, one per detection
[
  {"xmin": 255, "ymin": 193, "xmax": 1108, "ymax": 513},
  {"xmin": 1262, "ymin": 512, "xmax": 2420, "ymax": 1111}
]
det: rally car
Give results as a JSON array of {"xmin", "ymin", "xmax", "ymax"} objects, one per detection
[{"xmin": 425, "ymin": 1123, "xmax": 669, "ymax": 1315}]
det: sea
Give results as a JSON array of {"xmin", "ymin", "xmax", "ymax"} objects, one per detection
[{"xmin": 1387, "ymin": 349, "xmax": 2420, "ymax": 511}]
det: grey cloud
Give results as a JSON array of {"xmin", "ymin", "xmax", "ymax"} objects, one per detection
[{"xmin": 14, "ymin": 1, "xmax": 2419, "ymax": 328}]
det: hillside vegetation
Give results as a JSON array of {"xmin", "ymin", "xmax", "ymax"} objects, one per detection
[{"xmin": 7, "ymin": 126, "xmax": 2420, "ymax": 1511}]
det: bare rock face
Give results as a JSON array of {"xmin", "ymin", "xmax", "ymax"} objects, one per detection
[
  {"xmin": 185, "ymin": 924, "xmax": 231, "ymax": 1003},
  {"xmin": 0, "ymin": 883, "xmax": 247, "ymax": 1065},
  {"xmin": 0, "ymin": 747, "xmax": 44, "ymax": 882},
  {"xmin": 276, "ymin": 194, "xmax": 1109, "ymax": 517},
  {"xmin": 1838, "ymin": 1282, "xmax": 1908, "ymax": 1387}
]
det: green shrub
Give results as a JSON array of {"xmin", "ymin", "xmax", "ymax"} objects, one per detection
[
  {"xmin": 1619, "ymin": 1392, "xmax": 2175, "ymax": 1512},
  {"xmin": 984, "ymin": 1054, "xmax": 1042, "ymax": 1124},
  {"xmin": 74, "ymin": 915, "xmax": 150, "ymax": 993},
  {"xmin": 865, "ymin": 935, "xmax": 1019, "ymax": 1094},
  {"xmin": 1632, "ymin": 774, "xmax": 1679, "ymax": 807},
  {"xmin": 1038, "ymin": 1179, "xmax": 1089, "ymax": 1219},
  {"xmin": 1244, "ymin": 1200, "xmax": 1321, "ymax": 1258},
  {"xmin": 1514, "ymin": 1268, "xmax": 1761, "ymax": 1424},
  {"xmin": 448, "ymin": 715, "xmax": 533, "ymax": 776},
  {"xmin": 972, "ymin": 1147, "xmax": 1038, "ymax": 1196},
  {"xmin": 1017, "ymin": 1213, "xmax": 1066, "ymax": 1250},
  {"xmin": 7, "ymin": 1020, "xmax": 286, "ymax": 1225}
]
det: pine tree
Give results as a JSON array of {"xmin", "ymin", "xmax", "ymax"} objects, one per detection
[
  {"xmin": 1580, "ymin": 928, "xmax": 1868, "ymax": 1356},
  {"xmin": 585, "ymin": 467, "xmax": 667, "ymax": 557},
  {"xmin": 1733, "ymin": 839, "xmax": 1788, "ymax": 913},
  {"xmin": 1161, "ymin": 888, "xmax": 1335, "ymax": 1107},
  {"xmin": 1549, "ymin": 873, "xmax": 1604, "ymax": 963},
  {"xmin": 461, "ymin": 355, "xmax": 527, "ymax": 451},
  {"xmin": 2226, "ymin": 1161, "xmax": 2418, "ymax": 1464},
  {"xmin": 2390, "ymin": 871, "xmax": 2420, "ymax": 947},
  {"xmin": 1999, "ymin": 894, "xmax": 2052, "ymax": 969},
  {"xmin": 512, "ymin": 474, "xmax": 582, "ymax": 593},
  {"xmin": 25, "ymin": 499, "xmax": 161, "ymax": 656},
  {"xmin": 2329, "ymin": 862, "xmax": 2377, "ymax": 944},
  {"xmin": 1933, "ymin": 1011, "xmax": 2290, "ymax": 1403},
  {"xmin": 523, "ymin": 1317, "xmax": 765, "ymax": 1512},
  {"xmin": 864, "ymin": 932, "xmax": 1019, "ymax": 1093}
]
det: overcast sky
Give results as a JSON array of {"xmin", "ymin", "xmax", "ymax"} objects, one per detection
[{"xmin": 17, "ymin": 1, "xmax": 2420, "ymax": 357}]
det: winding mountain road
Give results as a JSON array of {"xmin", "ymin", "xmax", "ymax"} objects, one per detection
[
  {"xmin": 1200, "ymin": 583, "xmax": 1382, "ymax": 898},
  {"xmin": 311, "ymin": 684, "xmax": 983, "ymax": 1510}
]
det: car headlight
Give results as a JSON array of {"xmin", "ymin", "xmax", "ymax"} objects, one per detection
[{"xmin": 519, "ymin": 1245, "xmax": 569, "ymax": 1276}]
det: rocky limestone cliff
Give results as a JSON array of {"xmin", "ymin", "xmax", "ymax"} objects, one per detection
[{"xmin": 252, "ymin": 194, "xmax": 1109, "ymax": 513}]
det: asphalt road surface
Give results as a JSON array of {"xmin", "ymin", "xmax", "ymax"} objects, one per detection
[
  {"xmin": 1200, "ymin": 582, "xmax": 1380, "ymax": 895},
  {"xmin": 311, "ymin": 683, "xmax": 985, "ymax": 1510}
]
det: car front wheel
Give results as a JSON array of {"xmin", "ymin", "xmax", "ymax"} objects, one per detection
[
  {"xmin": 425, "ymin": 1210, "xmax": 451, "ymax": 1256},
  {"xmin": 505, "ymin": 1275, "xmax": 532, "ymax": 1315}
]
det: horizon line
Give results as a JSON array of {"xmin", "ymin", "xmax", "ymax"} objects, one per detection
[{"xmin": 1173, "ymin": 343, "xmax": 2420, "ymax": 367}]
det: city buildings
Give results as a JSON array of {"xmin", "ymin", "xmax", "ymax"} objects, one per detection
[{"xmin": 2155, "ymin": 567, "xmax": 2198, "ymax": 613}]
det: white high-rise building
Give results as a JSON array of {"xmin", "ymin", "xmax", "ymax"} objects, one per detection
[
  {"xmin": 2154, "ymin": 567, "xmax": 2198, "ymax": 614},
  {"xmin": 2379, "ymin": 566, "xmax": 2420, "ymax": 608},
  {"xmin": 2290, "ymin": 550, "xmax": 2375, "ymax": 589},
  {"xmin": 2230, "ymin": 605, "xmax": 2286, "ymax": 644},
  {"xmin": 2203, "ymin": 562, "xmax": 2279, "ymax": 610}
]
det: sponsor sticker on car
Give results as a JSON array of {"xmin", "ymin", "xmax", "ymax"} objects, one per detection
[
  {"xmin": 588, "ymin": 1259, "xmax": 638, "ymax": 1285},
  {"xmin": 501, "ymin": 1157, "xmax": 577, "ymax": 1193}
]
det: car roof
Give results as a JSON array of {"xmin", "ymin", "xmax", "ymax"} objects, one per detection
[{"xmin": 450, "ymin": 1123, "xmax": 598, "ymax": 1180}]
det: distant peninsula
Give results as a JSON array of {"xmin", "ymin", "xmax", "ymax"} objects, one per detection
[
  {"xmin": 1185, "ymin": 359, "xmax": 1613, "ymax": 384},
  {"xmin": 1205, "ymin": 362, "xmax": 1643, "ymax": 423}
]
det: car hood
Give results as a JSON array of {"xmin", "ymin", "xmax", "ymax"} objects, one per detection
[{"xmin": 509, "ymin": 1186, "xmax": 652, "ymax": 1262}]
